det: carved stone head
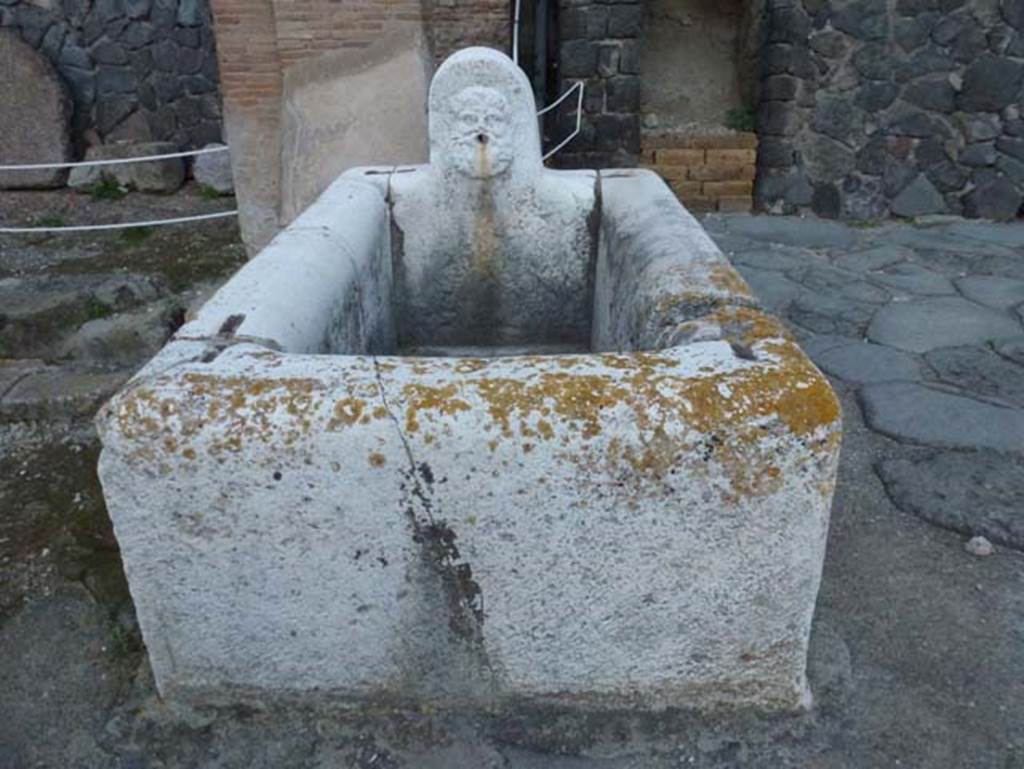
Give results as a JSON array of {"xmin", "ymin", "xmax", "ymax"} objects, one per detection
[{"xmin": 428, "ymin": 48, "xmax": 542, "ymax": 182}]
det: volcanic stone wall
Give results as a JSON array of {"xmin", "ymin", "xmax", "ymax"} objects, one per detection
[
  {"xmin": 756, "ymin": 0, "xmax": 1024, "ymax": 220},
  {"xmin": 554, "ymin": 0, "xmax": 643, "ymax": 168},
  {"xmin": 0, "ymin": 0, "xmax": 223, "ymax": 152}
]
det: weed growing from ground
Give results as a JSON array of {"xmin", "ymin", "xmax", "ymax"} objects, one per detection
[
  {"xmin": 84, "ymin": 297, "xmax": 114, "ymax": 321},
  {"xmin": 89, "ymin": 176, "xmax": 127, "ymax": 201},
  {"xmin": 724, "ymin": 108, "xmax": 757, "ymax": 133},
  {"xmin": 35, "ymin": 212, "xmax": 66, "ymax": 228},
  {"xmin": 121, "ymin": 226, "xmax": 152, "ymax": 244}
]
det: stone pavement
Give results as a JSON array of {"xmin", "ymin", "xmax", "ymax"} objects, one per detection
[
  {"xmin": 1, "ymin": 210, "xmax": 1022, "ymax": 768},
  {"xmin": 703, "ymin": 214, "xmax": 1024, "ymax": 551}
]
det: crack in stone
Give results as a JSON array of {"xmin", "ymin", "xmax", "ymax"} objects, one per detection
[{"xmin": 370, "ymin": 356, "xmax": 487, "ymax": 647}]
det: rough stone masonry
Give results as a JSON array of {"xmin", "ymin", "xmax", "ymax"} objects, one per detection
[{"xmin": 96, "ymin": 48, "xmax": 842, "ymax": 713}]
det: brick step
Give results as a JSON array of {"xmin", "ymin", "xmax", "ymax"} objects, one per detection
[{"xmin": 640, "ymin": 132, "xmax": 758, "ymax": 214}]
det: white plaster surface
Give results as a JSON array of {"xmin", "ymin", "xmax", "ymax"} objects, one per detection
[
  {"xmin": 280, "ymin": 28, "xmax": 431, "ymax": 225},
  {"xmin": 97, "ymin": 47, "xmax": 841, "ymax": 714}
]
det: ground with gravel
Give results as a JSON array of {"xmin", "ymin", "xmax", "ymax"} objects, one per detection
[{"xmin": 1, "ymin": 197, "xmax": 1022, "ymax": 768}]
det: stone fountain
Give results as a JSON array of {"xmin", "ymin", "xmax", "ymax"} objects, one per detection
[{"xmin": 97, "ymin": 48, "xmax": 841, "ymax": 713}]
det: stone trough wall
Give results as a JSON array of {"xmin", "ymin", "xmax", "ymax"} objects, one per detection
[
  {"xmin": 755, "ymin": 0, "xmax": 1024, "ymax": 220},
  {"xmin": 0, "ymin": 0, "xmax": 223, "ymax": 152}
]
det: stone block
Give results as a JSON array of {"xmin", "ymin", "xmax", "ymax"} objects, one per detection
[
  {"xmin": 704, "ymin": 180, "xmax": 754, "ymax": 196},
  {"xmin": 656, "ymin": 148, "xmax": 704, "ymax": 165},
  {"xmin": 193, "ymin": 143, "xmax": 233, "ymax": 194},
  {"xmin": 0, "ymin": 30, "xmax": 72, "ymax": 189},
  {"xmin": 653, "ymin": 164, "xmax": 688, "ymax": 182},
  {"xmin": 69, "ymin": 141, "xmax": 184, "ymax": 193},
  {"xmin": 717, "ymin": 194, "xmax": 754, "ymax": 212},
  {"xmin": 688, "ymin": 162, "xmax": 753, "ymax": 182},
  {"xmin": 668, "ymin": 179, "xmax": 702, "ymax": 196},
  {"xmin": 561, "ymin": 39, "xmax": 598, "ymax": 77},
  {"xmin": 706, "ymin": 148, "xmax": 757, "ymax": 166},
  {"xmin": 97, "ymin": 50, "xmax": 839, "ymax": 716},
  {"xmin": 279, "ymin": 29, "xmax": 430, "ymax": 225}
]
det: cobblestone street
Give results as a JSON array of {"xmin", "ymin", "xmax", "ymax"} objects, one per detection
[{"xmin": 1, "ymin": 210, "xmax": 1022, "ymax": 768}]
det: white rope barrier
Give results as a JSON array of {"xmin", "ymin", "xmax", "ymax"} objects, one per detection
[
  {"xmin": 541, "ymin": 81, "xmax": 585, "ymax": 162},
  {"xmin": 0, "ymin": 210, "xmax": 238, "ymax": 234},
  {"xmin": 0, "ymin": 145, "xmax": 229, "ymax": 172}
]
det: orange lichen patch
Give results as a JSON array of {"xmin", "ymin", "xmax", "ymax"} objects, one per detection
[
  {"xmin": 536, "ymin": 419, "xmax": 554, "ymax": 440},
  {"xmin": 454, "ymin": 358, "xmax": 489, "ymax": 374},
  {"xmin": 475, "ymin": 373, "xmax": 630, "ymax": 440},
  {"xmin": 329, "ymin": 398, "xmax": 366, "ymax": 429},
  {"xmin": 110, "ymin": 373, "xmax": 326, "ymax": 456},
  {"xmin": 704, "ymin": 305, "xmax": 793, "ymax": 348},
  {"xmin": 707, "ymin": 263, "xmax": 755, "ymax": 298},
  {"xmin": 401, "ymin": 382, "xmax": 472, "ymax": 433},
  {"xmin": 368, "ymin": 452, "xmax": 387, "ymax": 467},
  {"xmin": 599, "ymin": 351, "xmax": 676, "ymax": 370}
]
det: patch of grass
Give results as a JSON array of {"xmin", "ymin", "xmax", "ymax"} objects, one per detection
[
  {"xmin": 84, "ymin": 297, "xmax": 114, "ymax": 321},
  {"xmin": 108, "ymin": 621, "xmax": 143, "ymax": 659},
  {"xmin": 724, "ymin": 107, "xmax": 757, "ymax": 133},
  {"xmin": 35, "ymin": 212, "xmax": 66, "ymax": 228},
  {"xmin": 120, "ymin": 226, "xmax": 152, "ymax": 244},
  {"xmin": 199, "ymin": 183, "xmax": 222, "ymax": 200},
  {"xmin": 89, "ymin": 176, "xmax": 126, "ymax": 201}
]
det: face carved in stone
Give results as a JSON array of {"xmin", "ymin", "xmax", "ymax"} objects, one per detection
[{"xmin": 442, "ymin": 86, "xmax": 514, "ymax": 179}]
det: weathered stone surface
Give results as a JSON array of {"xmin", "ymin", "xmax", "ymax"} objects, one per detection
[
  {"xmin": 813, "ymin": 341, "xmax": 922, "ymax": 383},
  {"xmin": 0, "ymin": 588, "xmax": 123, "ymax": 768},
  {"xmin": 734, "ymin": 266, "xmax": 803, "ymax": 311},
  {"xmin": 97, "ymin": 49, "xmax": 840, "ymax": 714},
  {"xmin": 69, "ymin": 141, "xmax": 184, "ymax": 193},
  {"xmin": 877, "ymin": 450, "xmax": 1024, "ymax": 548},
  {"xmin": 861, "ymin": 382, "xmax": 1024, "ymax": 450},
  {"xmin": 720, "ymin": 215, "xmax": 859, "ymax": 249},
  {"xmin": 58, "ymin": 302, "xmax": 175, "ymax": 367},
  {"xmin": 925, "ymin": 344, "xmax": 1024, "ymax": 406},
  {"xmin": 890, "ymin": 174, "xmax": 947, "ymax": 217},
  {"xmin": 278, "ymin": 28, "xmax": 430, "ymax": 226},
  {"xmin": 1, "ymin": 368, "xmax": 129, "ymax": 422},
  {"xmin": 192, "ymin": 142, "xmax": 233, "ymax": 194},
  {"xmin": 868, "ymin": 262, "xmax": 955, "ymax": 296},
  {"xmin": 955, "ymin": 275, "xmax": 1024, "ymax": 310},
  {"xmin": 0, "ymin": 30, "xmax": 72, "ymax": 188},
  {"xmin": 833, "ymin": 245, "xmax": 913, "ymax": 272},
  {"xmin": 963, "ymin": 175, "xmax": 1024, "ymax": 221},
  {"xmin": 957, "ymin": 54, "xmax": 1024, "ymax": 111},
  {"xmin": 867, "ymin": 297, "xmax": 1022, "ymax": 352}
]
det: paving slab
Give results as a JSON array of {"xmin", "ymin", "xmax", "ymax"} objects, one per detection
[
  {"xmin": 0, "ymin": 358, "xmax": 47, "ymax": 398},
  {"xmin": 721, "ymin": 215, "xmax": 860, "ymax": 250},
  {"xmin": 925, "ymin": 345, "xmax": 1024, "ymax": 407},
  {"xmin": 866, "ymin": 297, "xmax": 1023, "ymax": 353},
  {"xmin": 994, "ymin": 337, "xmax": 1024, "ymax": 365},
  {"xmin": 955, "ymin": 275, "xmax": 1024, "ymax": 310},
  {"xmin": 728, "ymin": 244, "xmax": 824, "ymax": 272},
  {"xmin": 732, "ymin": 266, "xmax": 803, "ymax": 312},
  {"xmin": 943, "ymin": 220, "xmax": 1024, "ymax": 248},
  {"xmin": 831, "ymin": 244, "xmax": 914, "ymax": 273},
  {"xmin": 0, "ymin": 369, "xmax": 129, "ymax": 422},
  {"xmin": 790, "ymin": 292, "xmax": 876, "ymax": 337},
  {"xmin": 813, "ymin": 341, "xmax": 922, "ymax": 384},
  {"xmin": 860, "ymin": 382, "xmax": 1024, "ymax": 451},
  {"xmin": 788, "ymin": 265, "xmax": 892, "ymax": 303},
  {"xmin": 877, "ymin": 450, "xmax": 1024, "ymax": 549},
  {"xmin": 867, "ymin": 262, "xmax": 956, "ymax": 296}
]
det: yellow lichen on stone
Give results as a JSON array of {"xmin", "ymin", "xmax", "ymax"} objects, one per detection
[
  {"xmin": 401, "ymin": 382, "xmax": 472, "ymax": 433},
  {"xmin": 329, "ymin": 398, "xmax": 367, "ymax": 429}
]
